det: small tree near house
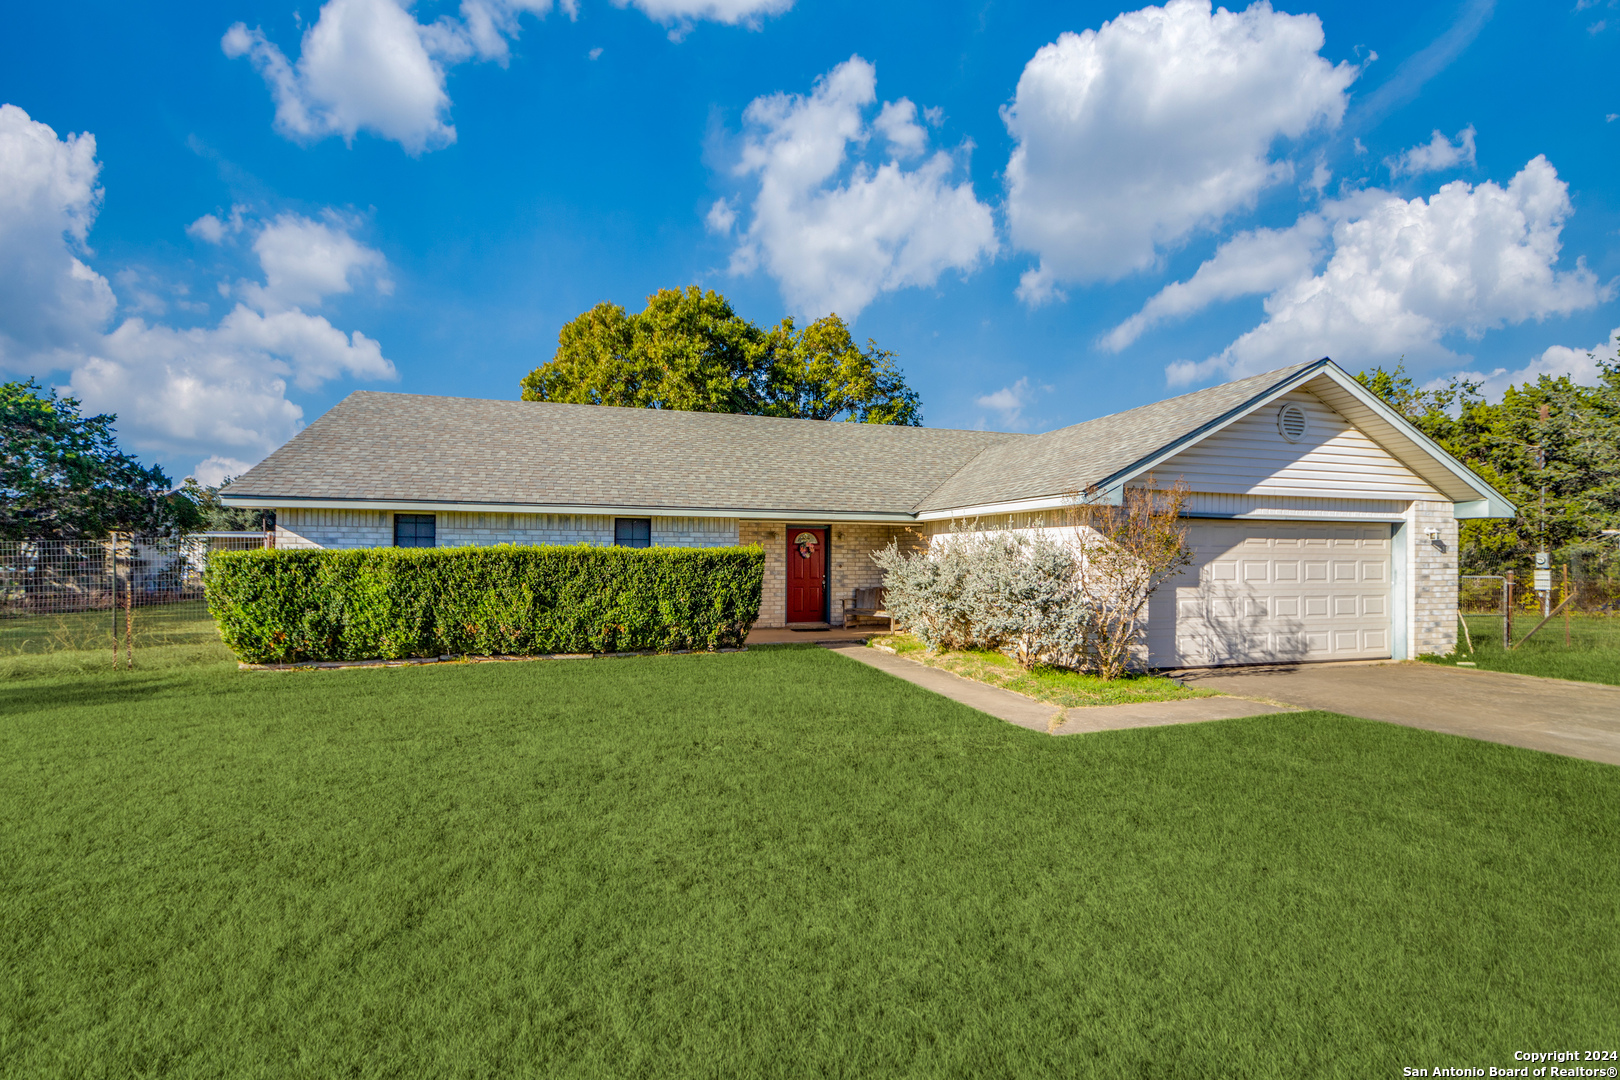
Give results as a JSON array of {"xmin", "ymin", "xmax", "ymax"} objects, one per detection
[{"xmin": 1066, "ymin": 479, "xmax": 1195, "ymax": 679}]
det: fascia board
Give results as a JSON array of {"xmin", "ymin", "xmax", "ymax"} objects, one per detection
[
  {"xmin": 912, "ymin": 489, "xmax": 1118, "ymax": 522},
  {"xmin": 217, "ymin": 494, "xmax": 918, "ymax": 523}
]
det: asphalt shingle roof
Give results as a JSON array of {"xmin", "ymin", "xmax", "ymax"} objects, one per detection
[
  {"xmin": 916, "ymin": 361, "xmax": 1321, "ymax": 512},
  {"xmin": 224, "ymin": 362, "xmax": 1324, "ymax": 516},
  {"xmin": 224, "ymin": 392, "xmax": 1022, "ymax": 515}
]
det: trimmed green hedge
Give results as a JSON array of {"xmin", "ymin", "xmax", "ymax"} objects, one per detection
[{"xmin": 205, "ymin": 544, "xmax": 764, "ymax": 664}]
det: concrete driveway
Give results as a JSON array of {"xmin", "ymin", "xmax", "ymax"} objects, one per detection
[{"xmin": 1175, "ymin": 662, "xmax": 1620, "ymax": 767}]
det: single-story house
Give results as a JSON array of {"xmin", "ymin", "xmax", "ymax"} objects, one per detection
[{"xmin": 220, "ymin": 357, "xmax": 1513, "ymax": 667}]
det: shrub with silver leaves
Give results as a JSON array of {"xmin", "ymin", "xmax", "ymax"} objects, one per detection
[{"xmin": 873, "ymin": 525, "xmax": 1091, "ymax": 668}]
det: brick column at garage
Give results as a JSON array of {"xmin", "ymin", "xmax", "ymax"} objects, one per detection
[{"xmin": 1407, "ymin": 500, "xmax": 1460, "ymax": 657}]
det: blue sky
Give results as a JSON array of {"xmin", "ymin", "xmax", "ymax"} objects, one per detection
[{"xmin": 2, "ymin": 0, "xmax": 1617, "ymax": 483}]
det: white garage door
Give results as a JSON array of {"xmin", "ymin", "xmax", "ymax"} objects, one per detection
[{"xmin": 1150, "ymin": 520, "xmax": 1392, "ymax": 668}]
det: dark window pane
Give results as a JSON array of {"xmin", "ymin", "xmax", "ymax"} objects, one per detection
[
  {"xmin": 395, "ymin": 514, "xmax": 436, "ymax": 548},
  {"xmin": 615, "ymin": 518, "xmax": 651, "ymax": 548}
]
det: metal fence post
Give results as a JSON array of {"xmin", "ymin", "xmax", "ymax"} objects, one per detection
[
  {"xmin": 110, "ymin": 532, "xmax": 120, "ymax": 668},
  {"xmin": 1503, "ymin": 571, "xmax": 1513, "ymax": 650}
]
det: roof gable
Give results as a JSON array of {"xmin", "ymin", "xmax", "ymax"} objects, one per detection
[
  {"xmin": 913, "ymin": 362, "xmax": 1319, "ymax": 514},
  {"xmin": 916, "ymin": 359, "xmax": 1512, "ymax": 519},
  {"xmin": 1151, "ymin": 388, "xmax": 1444, "ymax": 501}
]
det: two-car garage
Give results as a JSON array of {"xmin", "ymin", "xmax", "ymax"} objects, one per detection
[{"xmin": 1149, "ymin": 520, "xmax": 1394, "ymax": 668}]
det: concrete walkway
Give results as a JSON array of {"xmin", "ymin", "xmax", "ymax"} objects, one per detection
[
  {"xmin": 825, "ymin": 645, "xmax": 1288, "ymax": 736},
  {"xmin": 1175, "ymin": 661, "xmax": 1620, "ymax": 766}
]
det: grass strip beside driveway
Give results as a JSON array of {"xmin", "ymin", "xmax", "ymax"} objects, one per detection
[
  {"xmin": 1424, "ymin": 613, "xmax": 1620, "ymax": 686},
  {"xmin": 1, "ymin": 646, "xmax": 1615, "ymax": 1078},
  {"xmin": 874, "ymin": 631, "xmax": 1219, "ymax": 708}
]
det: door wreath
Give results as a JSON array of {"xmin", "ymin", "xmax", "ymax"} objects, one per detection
[{"xmin": 794, "ymin": 531, "xmax": 820, "ymax": 559}]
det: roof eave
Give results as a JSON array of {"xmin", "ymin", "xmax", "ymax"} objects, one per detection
[{"xmin": 218, "ymin": 493, "xmax": 920, "ymax": 523}]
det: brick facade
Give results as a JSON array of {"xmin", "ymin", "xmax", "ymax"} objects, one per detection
[
  {"xmin": 1406, "ymin": 499, "xmax": 1459, "ymax": 657},
  {"xmin": 738, "ymin": 521, "xmax": 918, "ymax": 628},
  {"xmin": 276, "ymin": 509, "xmax": 739, "ymax": 550}
]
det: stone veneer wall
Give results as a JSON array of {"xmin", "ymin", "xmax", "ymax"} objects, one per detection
[
  {"xmin": 739, "ymin": 521, "xmax": 919, "ymax": 628},
  {"xmin": 276, "ymin": 509, "xmax": 739, "ymax": 551},
  {"xmin": 1406, "ymin": 499, "xmax": 1459, "ymax": 657}
]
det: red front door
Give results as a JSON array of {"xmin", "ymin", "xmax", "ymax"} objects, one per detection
[{"xmin": 786, "ymin": 528, "xmax": 827, "ymax": 624}]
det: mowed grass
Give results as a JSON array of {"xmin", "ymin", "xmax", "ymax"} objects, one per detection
[
  {"xmin": 1425, "ymin": 613, "xmax": 1620, "ymax": 686},
  {"xmin": 1, "ymin": 646, "xmax": 1616, "ymax": 1079},
  {"xmin": 879, "ymin": 631, "xmax": 1216, "ymax": 707},
  {"xmin": 0, "ymin": 600, "xmax": 218, "ymax": 657}
]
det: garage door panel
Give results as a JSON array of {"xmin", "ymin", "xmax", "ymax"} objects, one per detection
[{"xmin": 1157, "ymin": 520, "xmax": 1392, "ymax": 667}]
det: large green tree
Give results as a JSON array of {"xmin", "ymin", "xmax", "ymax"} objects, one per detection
[
  {"xmin": 0, "ymin": 380, "xmax": 178, "ymax": 539},
  {"xmin": 1355, "ymin": 347, "xmax": 1620, "ymax": 578},
  {"xmin": 520, "ymin": 286, "xmax": 921, "ymax": 425}
]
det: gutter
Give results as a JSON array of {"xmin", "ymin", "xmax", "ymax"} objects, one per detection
[{"xmin": 217, "ymin": 494, "xmax": 920, "ymax": 524}]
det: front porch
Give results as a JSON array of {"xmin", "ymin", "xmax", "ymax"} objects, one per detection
[{"xmin": 739, "ymin": 521, "xmax": 920, "ymax": 629}]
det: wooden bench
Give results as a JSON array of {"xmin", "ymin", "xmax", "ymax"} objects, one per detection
[{"xmin": 840, "ymin": 586, "xmax": 892, "ymax": 631}]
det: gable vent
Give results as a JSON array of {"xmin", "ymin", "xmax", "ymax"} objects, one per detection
[{"xmin": 1276, "ymin": 402, "xmax": 1308, "ymax": 443}]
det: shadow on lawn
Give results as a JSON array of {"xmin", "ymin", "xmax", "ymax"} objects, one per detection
[{"xmin": 0, "ymin": 670, "xmax": 237, "ymax": 715}]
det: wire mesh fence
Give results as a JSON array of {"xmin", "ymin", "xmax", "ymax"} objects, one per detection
[
  {"xmin": 1457, "ymin": 570, "xmax": 1620, "ymax": 656},
  {"xmin": 0, "ymin": 533, "xmax": 269, "ymax": 663}
]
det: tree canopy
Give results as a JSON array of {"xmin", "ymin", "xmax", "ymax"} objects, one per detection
[
  {"xmin": 0, "ymin": 380, "xmax": 180, "ymax": 540},
  {"xmin": 1354, "ymin": 347, "xmax": 1620, "ymax": 579},
  {"xmin": 520, "ymin": 286, "xmax": 922, "ymax": 425}
]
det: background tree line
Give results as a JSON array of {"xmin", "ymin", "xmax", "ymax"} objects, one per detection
[{"xmin": 1355, "ymin": 343, "xmax": 1620, "ymax": 582}]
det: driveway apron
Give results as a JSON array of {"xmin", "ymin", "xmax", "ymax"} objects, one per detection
[{"xmin": 1176, "ymin": 662, "xmax": 1620, "ymax": 767}]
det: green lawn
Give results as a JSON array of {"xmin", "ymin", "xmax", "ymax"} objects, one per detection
[
  {"xmin": 0, "ymin": 599, "xmax": 217, "ymax": 658},
  {"xmin": 1424, "ymin": 613, "xmax": 1620, "ymax": 686},
  {"xmin": 878, "ymin": 632, "xmax": 1216, "ymax": 707},
  {"xmin": 1, "ymin": 646, "xmax": 1616, "ymax": 1078}
]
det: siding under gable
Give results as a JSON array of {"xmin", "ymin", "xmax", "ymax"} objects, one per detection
[{"xmin": 1151, "ymin": 390, "xmax": 1443, "ymax": 501}]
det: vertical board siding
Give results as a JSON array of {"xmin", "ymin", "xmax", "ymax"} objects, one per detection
[{"xmin": 1154, "ymin": 390, "xmax": 1443, "ymax": 500}]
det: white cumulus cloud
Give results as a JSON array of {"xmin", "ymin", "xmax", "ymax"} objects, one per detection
[
  {"xmin": 239, "ymin": 212, "xmax": 392, "ymax": 312},
  {"xmin": 227, "ymin": 0, "xmax": 789, "ymax": 150},
  {"xmin": 721, "ymin": 56, "xmax": 997, "ymax": 320},
  {"xmin": 0, "ymin": 103, "xmax": 395, "ymax": 478},
  {"xmin": 1002, "ymin": 0, "xmax": 1357, "ymax": 302},
  {"xmin": 1387, "ymin": 125, "xmax": 1476, "ymax": 178},
  {"xmin": 0, "ymin": 104, "xmax": 115, "ymax": 373},
  {"xmin": 1163, "ymin": 157, "xmax": 1607, "ymax": 386},
  {"xmin": 223, "ymin": 0, "xmax": 570, "ymax": 154},
  {"xmin": 1439, "ymin": 327, "xmax": 1620, "ymax": 401},
  {"xmin": 614, "ymin": 0, "xmax": 791, "ymax": 35},
  {"xmin": 974, "ymin": 377, "xmax": 1040, "ymax": 428},
  {"xmin": 1102, "ymin": 217, "xmax": 1329, "ymax": 351}
]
